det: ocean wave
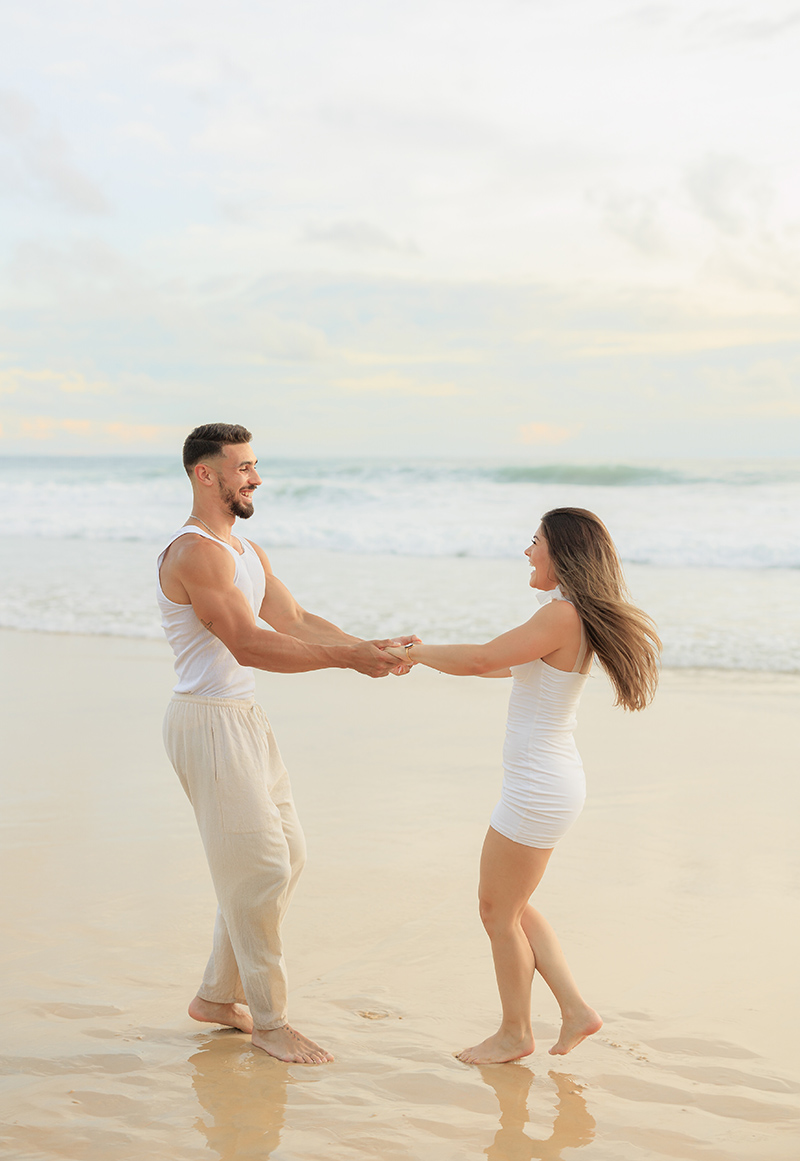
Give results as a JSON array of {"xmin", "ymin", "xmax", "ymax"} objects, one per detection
[
  {"xmin": 489, "ymin": 463, "xmax": 686, "ymax": 486},
  {"xmin": 1, "ymin": 455, "xmax": 799, "ymax": 569}
]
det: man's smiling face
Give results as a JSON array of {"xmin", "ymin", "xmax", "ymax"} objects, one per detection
[{"xmin": 212, "ymin": 443, "xmax": 262, "ymax": 519}]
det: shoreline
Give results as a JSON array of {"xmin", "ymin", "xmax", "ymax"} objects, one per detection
[
  {"xmin": 1, "ymin": 623, "xmax": 799, "ymax": 682},
  {"xmin": 2, "ymin": 629, "xmax": 799, "ymax": 1160},
  {"xmin": 2, "ymin": 535, "xmax": 800, "ymax": 673}
]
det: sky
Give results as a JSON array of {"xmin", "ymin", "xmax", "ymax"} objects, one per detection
[{"xmin": 1, "ymin": 0, "xmax": 799, "ymax": 460}]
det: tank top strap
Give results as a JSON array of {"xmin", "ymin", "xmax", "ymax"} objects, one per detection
[{"xmin": 159, "ymin": 525, "xmax": 241, "ymax": 564}]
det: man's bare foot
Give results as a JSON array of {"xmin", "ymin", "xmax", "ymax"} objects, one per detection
[
  {"xmin": 549, "ymin": 1006, "xmax": 603, "ymax": 1055},
  {"xmin": 456, "ymin": 1028, "xmax": 534, "ymax": 1065},
  {"xmin": 188, "ymin": 995, "xmax": 254, "ymax": 1034},
  {"xmin": 252, "ymin": 1024, "xmax": 334, "ymax": 1065}
]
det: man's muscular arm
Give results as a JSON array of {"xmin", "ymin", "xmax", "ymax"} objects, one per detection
[
  {"xmin": 249, "ymin": 542, "xmax": 361, "ymax": 643},
  {"xmin": 247, "ymin": 541, "xmax": 418, "ymax": 670},
  {"xmin": 166, "ymin": 537, "xmax": 396, "ymax": 678}
]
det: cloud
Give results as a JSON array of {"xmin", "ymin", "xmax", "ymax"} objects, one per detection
[
  {"xmin": 619, "ymin": 4, "xmax": 800, "ymax": 47},
  {"xmin": 117, "ymin": 121, "xmax": 172, "ymax": 153},
  {"xmin": 739, "ymin": 399, "xmax": 800, "ymax": 416},
  {"xmin": 18, "ymin": 416, "xmax": 59, "ymax": 439},
  {"xmin": 4, "ymin": 239, "xmax": 334, "ymax": 366},
  {"xmin": 518, "ymin": 422, "xmax": 575, "ymax": 445},
  {"xmin": 615, "ymin": 4, "xmax": 674, "ymax": 31},
  {"xmin": 0, "ymin": 88, "xmax": 36, "ymax": 136},
  {"xmin": 699, "ymin": 356, "xmax": 800, "ymax": 416},
  {"xmin": 697, "ymin": 232, "xmax": 800, "ymax": 301},
  {"xmin": 335, "ymin": 371, "xmax": 461, "ymax": 396},
  {"xmin": 689, "ymin": 8, "xmax": 800, "ymax": 46},
  {"xmin": 0, "ymin": 88, "xmax": 109, "ymax": 214},
  {"xmin": 684, "ymin": 153, "xmax": 771, "ymax": 237},
  {"xmin": 341, "ymin": 348, "xmax": 482, "ymax": 367},
  {"xmin": 303, "ymin": 220, "xmax": 420, "ymax": 256},
  {"xmin": 0, "ymin": 366, "xmax": 110, "ymax": 395},
  {"xmin": 103, "ymin": 421, "xmax": 174, "ymax": 442},
  {"xmin": 563, "ymin": 327, "xmax": 799, "ymax": 359},
  {"xmin": 591, "ymin": 187, "xmax": 669, "ymax": 256},
  {"xmin": 8, "ymin": 237, "xmax": 136, "ymax": 294},
  {"xmin": 44, "ymin": 59, "xmax": 90, "ymax": 81},
  {"xmin": 4, "ymin": 415, "xmax": 180, "ymax": 443}
]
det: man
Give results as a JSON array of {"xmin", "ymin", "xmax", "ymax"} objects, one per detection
[{"xmin": 158, "ymin": 423, "xmax": 415, "ymax": 1064}]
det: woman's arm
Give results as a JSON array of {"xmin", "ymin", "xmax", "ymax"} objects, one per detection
[{"xmin": 386, "ymin": 600, "xmax": 578, "ymax": 676}]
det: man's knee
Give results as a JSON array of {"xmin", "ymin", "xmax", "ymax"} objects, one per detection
[
  {"xmin": 227, "ymin": 841, "xmax": 293, "ymax": 895},
  {"xmin": 288, "ymin": 832, "xmax": 307, "ymax": 879}
]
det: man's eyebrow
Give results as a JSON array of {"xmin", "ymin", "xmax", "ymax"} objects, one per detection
[{"xmin": 237, "ymin": 458, "xmax": 258, "ymax": 467}]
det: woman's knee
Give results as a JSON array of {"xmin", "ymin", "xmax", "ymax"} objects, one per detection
[
  {"xmin": 478, "ymin": 895, "xmax": 495, "ymax": 933},
  {"xmin": 478, "ymin": 892, "xmax": 520, "ymax": 937}
]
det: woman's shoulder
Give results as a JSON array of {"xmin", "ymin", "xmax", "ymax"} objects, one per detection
[{"xmin": 534, "ymin": 590, "xmax": 581, "ymax": 623}]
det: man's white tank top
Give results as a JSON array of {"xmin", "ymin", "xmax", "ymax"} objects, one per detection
[{"xmin": 156, "ymin": 527, "xmax": 267, "ymax": 699}]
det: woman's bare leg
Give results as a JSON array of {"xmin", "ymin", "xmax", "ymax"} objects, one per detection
[
  {"xmin": 457, "ymin": 828, "xmax": 553, "ymax": 1064},
  {"xmin": 519, "ymin": 906, "xmax": 603, "ymax": 1054}
]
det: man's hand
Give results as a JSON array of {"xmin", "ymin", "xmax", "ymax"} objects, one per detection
[
  {"xmin": 384, "ymin": 643, "xmax": 412, "ymax": 662},
  {"xmin": 369, "ymin": 635, "xmax": 422, "ymax": 677},
  {"xmin": 346, "ymin": 641, "xmax": 404, "ymax": 678}
]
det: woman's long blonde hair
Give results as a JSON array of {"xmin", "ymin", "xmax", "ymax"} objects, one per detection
[{"xmin": 540, "ymin": 507, "xmax": 661, "ymax": 711}]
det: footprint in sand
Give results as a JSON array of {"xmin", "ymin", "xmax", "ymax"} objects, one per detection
[
  {"xmin": 644, "ymin": 1036, "xmax": 760, "ymax": 1059},
  {"xmin": 36, "ymin": 1003, "xmax": 124, "ymax": 1020},
  {"xmin": 593, "ymin": 1073, "xmax": 800, "ymax": 1124}
]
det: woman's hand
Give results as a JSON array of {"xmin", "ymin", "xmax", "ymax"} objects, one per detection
[
  {"xmin": 385, "ymin": 642, "xmax": 418, "ymax": 664},
  {"xmin": 371, "ymin": 634, "xmax": 421, "ymax": 673}
]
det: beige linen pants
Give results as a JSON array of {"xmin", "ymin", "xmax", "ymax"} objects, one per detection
[{"xmin": 163, "ymin": 694, "xmax": 306, "ymax": 1031}]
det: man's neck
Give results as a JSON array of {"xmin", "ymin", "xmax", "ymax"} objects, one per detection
[{"xmin": 187, "ymin": 511, "xmax": 235, "ymax": 544}]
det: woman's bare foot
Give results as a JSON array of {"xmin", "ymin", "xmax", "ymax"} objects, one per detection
[
  {"xmin": 252, "ymin": 1024, "xmax": 334, "ymax": 1065},
  {"xmin": 456, "ymin": 1027, "xmax": 534, "ymax": 1065},
  {"xmin": 188, "ymin": 995, "xmax": 254, "ymax": 1034},
  {"xmin": 549, "ymin": 1006, "xmax": 603, "ymax": 1055}
]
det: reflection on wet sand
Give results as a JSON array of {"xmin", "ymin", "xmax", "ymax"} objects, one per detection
[
  {"xmin": 479, "ymin": 1066, "xmax": 595, "ymax": 1161},
  {"xmin": 188, "ymin": 1034, "xmax": 594, "ymax": 1161},
  {"xmin": 190, "ymin": 1035, "xmax": 288, "ymax": 1161}
]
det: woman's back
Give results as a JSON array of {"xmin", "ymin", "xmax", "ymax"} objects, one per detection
[{"xmin": 503, "ymin": 659, "xmax": 589, "ymax": 777}]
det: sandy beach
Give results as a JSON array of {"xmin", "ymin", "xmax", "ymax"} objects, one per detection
[{"xmin": 1, "ymin": 628, "xmax": 799, "ymax": 1160}]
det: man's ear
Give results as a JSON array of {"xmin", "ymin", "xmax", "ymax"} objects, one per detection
[{"xmin": 193, "ymin": 462, "xmax": 217, "ymax": 487}]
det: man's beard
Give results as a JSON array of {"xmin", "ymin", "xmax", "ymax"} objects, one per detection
[{"xmin": 219, "ymin": 482, "xmax": 254, "ymax": 519}]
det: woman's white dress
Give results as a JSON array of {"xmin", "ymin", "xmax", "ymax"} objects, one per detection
[{"xmin": 489, "ymin": 587, "xmax": 590, "ymax": 849}]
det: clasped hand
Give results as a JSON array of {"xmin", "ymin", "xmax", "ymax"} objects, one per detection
[{"xmin": 374, "ymin": 635, "xmax": 421, "ymax": 676}]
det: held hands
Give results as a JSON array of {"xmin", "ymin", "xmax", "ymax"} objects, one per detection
[
  {"xmin": 372, "ymin": 634, "xmax": 421, "ymax": 676},
  {"xmin": 384, "ymin": 642, "xmax": 414, "ymax": 664},
  {"xmin": 347, "ymin": 636, "xmax": 421, "ymax": 678}
]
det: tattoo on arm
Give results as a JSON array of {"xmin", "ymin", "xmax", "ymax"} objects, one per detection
[{"xmin": 201, "ymin": 618, "xmax": 214, "ymax": 631}]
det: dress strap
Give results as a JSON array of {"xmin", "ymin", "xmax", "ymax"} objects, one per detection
[
  {"xmin": 572, "ymin": 618, "xmax": 590, "ymax": 674},
  {"xmin": 536, "ymin": 586, "xmax": 591, "ymax": 674}
]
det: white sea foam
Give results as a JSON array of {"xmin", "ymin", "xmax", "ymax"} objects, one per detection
[{"xmin": 1, "ymin": 455, "xmax": 799, "ymax": 566}]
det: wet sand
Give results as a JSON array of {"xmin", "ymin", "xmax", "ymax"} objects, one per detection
[{"xmin": 1, "ymin": 629, "xmax": 799, "ymax": 1160}]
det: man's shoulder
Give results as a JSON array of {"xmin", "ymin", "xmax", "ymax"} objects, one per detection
[
  {"xmin": 163, "ymin": 530, "xmax": 235, "ymax": 576},
  {"xmin": 243, "ymin": 537, "xmax": 272, "ymax": 571}
]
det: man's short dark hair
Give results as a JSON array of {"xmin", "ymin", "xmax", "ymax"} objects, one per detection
[{"xmin": 183, "ymin": 423, "xmax": 253, "ymax": 476}]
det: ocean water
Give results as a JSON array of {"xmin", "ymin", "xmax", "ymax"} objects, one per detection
[{"xmin": 1, "ymin": 456, "xmax": 798, "ymax": 673}]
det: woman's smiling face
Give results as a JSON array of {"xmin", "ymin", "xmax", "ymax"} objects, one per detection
[{"xmin": 524, "ymin": 525, "xmax": 558, "ymax": 591}]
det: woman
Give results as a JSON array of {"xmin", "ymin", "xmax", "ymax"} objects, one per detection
[{"xmin": 386, "ymin": 507, "xmax": 661, "ymax": 1065}]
